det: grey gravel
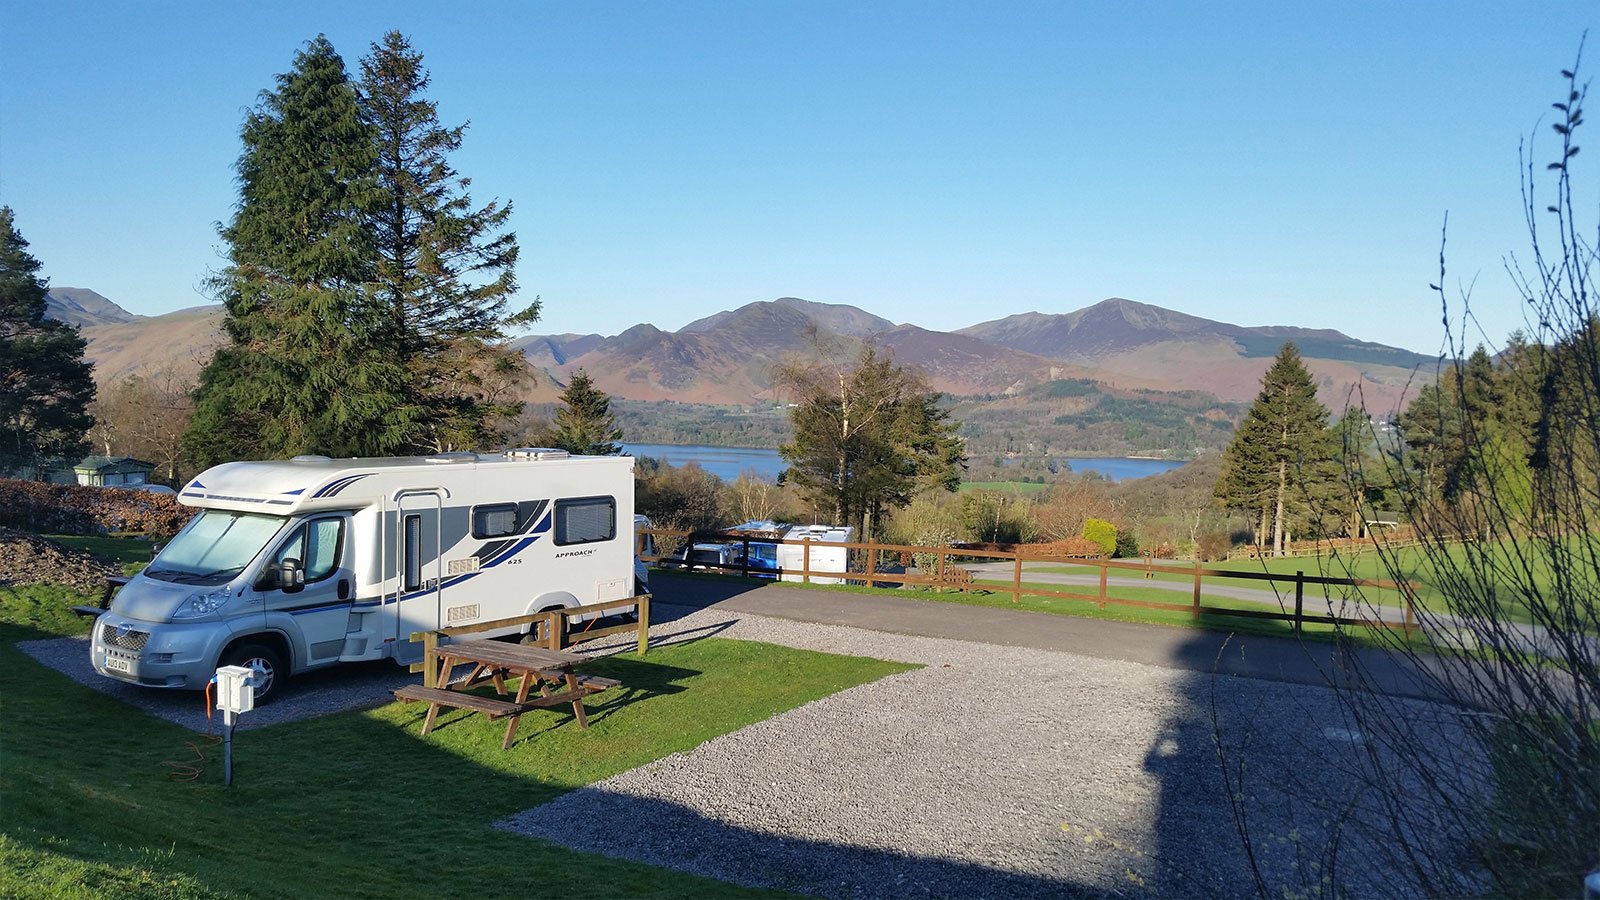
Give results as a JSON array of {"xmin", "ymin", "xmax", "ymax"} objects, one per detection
[
  {"xmin": 505, "ymin": 604, "xmax": 1464, "ymax": 898},
  {"xmin": 18, "ymin": 634, "xmax": 410, "ymax": 731}
]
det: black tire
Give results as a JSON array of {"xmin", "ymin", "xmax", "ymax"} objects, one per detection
[
  {"xmin": 521, "ymin": 606, "xmax": 569, "ymax": 645},
  {"xmin": 220, "ymin": 642, "xmax": 287, "ymax": 704}
]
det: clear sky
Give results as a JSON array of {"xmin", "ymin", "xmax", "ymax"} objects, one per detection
[{"xmin": 2, "ymin": 2, "xmax": 1595, "ymax": 354}]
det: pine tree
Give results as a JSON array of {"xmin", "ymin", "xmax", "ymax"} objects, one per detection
[
  {"xmin": 1213, "ymin": 342, "xmax": 1336, "ymax": 556},
  {"xmin": 549, "ymin": 370, "xmax": 622, "ymax": 455},
  {"xmin": 0, "ymin": 207, "xmax": 95, "ymax": 476},
  {"xmin": 358, "ymin": 31, "xmax": 533, "ymax": 451},
  {"xmin": 185, "ymin": 36, "xmax": 419, "ymax": 466}
]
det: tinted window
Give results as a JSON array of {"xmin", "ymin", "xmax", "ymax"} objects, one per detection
[
  {"xmin": 555, "ymin": 497, "xmax": 615, "ymax": 546},
  {"xmin": 472, "ymin": 504, "xmax": 518, "ymax": 539}
]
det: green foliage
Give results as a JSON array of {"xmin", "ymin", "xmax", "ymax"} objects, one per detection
[
  {"xmin": 0, "ymin": 207, "xmax": 94, "ymax": 477},
  {"xmin": 186, "ymin": 36, "xmax": 418, "ymax": 466},
  {"xmin": 1039, "ymin": 378, "xmax": 1098, "ymax": 398},
  {"xmin": 778, "ymin": 345, "xmax": 965, "ymax": 537},
  {"xmin": 1113, "ymin": 528, "xmax": 1139, "ymax": 558},
  {"xmin": 1213, "ymin": 342, "xmax": 1340, "ymax": 554},
  {"xmin": 549, "ymin": 369, "xmax": 623, "ymax": 455},
  {"xmin": 1081, "ymin": 517, "xmax": 1116, "ymax": 555},
  {"xmin": 186, "ymin": 33, "xmax": 533, "ymax": 467},
  {"xmin": 359, "ymin": 31, "xmax": 532, "ymax": 451}
]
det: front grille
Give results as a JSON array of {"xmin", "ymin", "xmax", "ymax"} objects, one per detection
[{"xmin": 100, "ymin": 622, "xmax": 150, "ymax": 652}]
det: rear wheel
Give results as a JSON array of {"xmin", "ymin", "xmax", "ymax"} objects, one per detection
[{"xmin": 220, "ymin": 642, "xmax": 286, "ymax": 704}]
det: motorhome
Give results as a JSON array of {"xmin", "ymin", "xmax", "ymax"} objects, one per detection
[
  {"xmin": 89, "ymin": 449, "xmax": 639, "ymax": 701},
  {"xmin": 725, "ymin": 521, "xmax": 855, "ymax": 584}
]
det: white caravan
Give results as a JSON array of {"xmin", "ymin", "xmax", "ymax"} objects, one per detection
[{"xmin": 89, "ymin": 449, "xmax": 639, "ymax": 701}]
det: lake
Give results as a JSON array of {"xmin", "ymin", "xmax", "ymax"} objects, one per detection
[{"xmin": 623, "ymin": 443, "xmax": 1186, "ymax": 484}]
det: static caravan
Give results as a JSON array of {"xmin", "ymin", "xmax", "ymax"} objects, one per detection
[
  {"xmin": 89, "ymin": 450, "xmax": 638, "ymax": 701},
  {"xmin": 774, "ymin": 524, "xmax": 854, "ymax": 585}
]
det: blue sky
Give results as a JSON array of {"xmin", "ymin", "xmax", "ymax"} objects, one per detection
[{"xmin": 1, "ymin": 2, "xmax": 1594, "ymax": 354}]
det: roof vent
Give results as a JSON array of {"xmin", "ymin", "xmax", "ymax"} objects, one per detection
[
  {"xmin": 425, "ymin": 452, "xmax": 479, "ymax": 464},
  {"xmin": 290, "ymin": 455, "xmax": 332, "ymax": 464},
  {"xmin": 506, "ymin": 447, "xmax": 570, "ymax": 460}
]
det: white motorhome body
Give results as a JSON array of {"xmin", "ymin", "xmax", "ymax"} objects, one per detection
[{"xmin": 89, "ymin": 450, "xmax": 637, "ymax": 699}]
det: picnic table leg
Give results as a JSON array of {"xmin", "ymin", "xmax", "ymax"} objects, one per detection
[
  {"xmin": 501, "ymin": 668, "xmax": 538, "ymax": 750},
  {"xmin": 563, "ymin": 668, "xmax": 589, "ymax": 729},
  {"xmin": 421, "ymin": 701, "xmax": 441, "ymax": 736},
  {"xmin": 489, "ymin": 666, "xmax": 507, "ymax": 695}
]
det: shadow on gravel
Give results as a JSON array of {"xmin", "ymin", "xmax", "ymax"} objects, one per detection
[
  {"xmin": 500, "ymin": 791, "xmax": 1098, "ymax": 899},
  {"xmin": 1145, "ymin": 631, "xmax": 1459, "ymax": 897}
]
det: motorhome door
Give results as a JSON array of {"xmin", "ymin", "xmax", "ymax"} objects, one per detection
[
  {"xmin": 260, "ymin": 513, "xmax": 355, "ymax": 665},
  {"xmin": 395, "ymin": 490, "xmax": 444, "ymax": 664}
]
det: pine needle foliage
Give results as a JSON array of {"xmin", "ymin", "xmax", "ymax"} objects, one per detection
[
  {"xmin": 549, "ymin": 369, "xmax": 622, "ymax": 456},
  {"xmin": 186, "ymin": 36, "xmax": 417, "ymax": 466},
  {"xmin": 1213, "ymin": 342, "xmax": 1339, "ymax": 555},
  {"xmin": 358, "ymin": 31, "xmax": 533, "ymax": 452},
  {"xmin": 0, "ymin": 207, "xmax": 95, "ymax": 477}
]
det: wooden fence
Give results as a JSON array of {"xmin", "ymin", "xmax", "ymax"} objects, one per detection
[
  {"xmin": 642, "ymin": 529, "xmax": 1417, "ymax": 636},
  {"xmin": 410, "ymin": 595, "xmax": 651, "ymax": 687}
]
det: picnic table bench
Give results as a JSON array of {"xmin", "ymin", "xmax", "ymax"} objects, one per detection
[{"xmin": 393, "ymin": 639, "xmax": 619, "ymax": 750}]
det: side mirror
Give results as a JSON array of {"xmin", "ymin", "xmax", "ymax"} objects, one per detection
[{"xmin": 278, "ymin": 558, "xmax": 305, "ymax": 594}]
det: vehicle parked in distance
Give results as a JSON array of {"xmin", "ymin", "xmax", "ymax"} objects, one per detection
[{"xmin": 87, "ymin": 449, "xmax": 638, "ymax": 702}]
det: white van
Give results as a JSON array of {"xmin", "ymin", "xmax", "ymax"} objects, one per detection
[{"xmin": 89, "ymin": 449, "xmax": 638, "ymax": 701}]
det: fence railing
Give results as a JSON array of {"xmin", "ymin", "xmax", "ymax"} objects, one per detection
[{"xmin": 640, "ymin": 528, "xmax": 1418, "ymax": 636}]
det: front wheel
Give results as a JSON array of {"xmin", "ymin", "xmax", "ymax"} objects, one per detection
[{"xmin": 220, "ymin": 642, "xmax": 286, "ymax": 704}]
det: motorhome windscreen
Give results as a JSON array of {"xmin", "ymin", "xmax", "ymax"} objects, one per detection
[{"xmin": 146, "ymin": 510, "xmax": 288, "ymax": 582}]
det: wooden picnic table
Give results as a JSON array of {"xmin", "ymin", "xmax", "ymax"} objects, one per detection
[{"xmin": 393, "ymin": 639, "xmax": 619, "ymax": 750}]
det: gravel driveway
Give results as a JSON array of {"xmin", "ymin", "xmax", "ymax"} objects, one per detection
[{"xmin": 504, "ymin": 605, "xmax": 1460, "ymax": 898}]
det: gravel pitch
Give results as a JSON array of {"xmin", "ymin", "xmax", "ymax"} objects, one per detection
[
  {"xmin": 504, "ymin": 604, "xmax": 1452, "ymax": 898},
  {"xmin": 18, "ymin": 635, "xmax": 412, "ymax": 731}
]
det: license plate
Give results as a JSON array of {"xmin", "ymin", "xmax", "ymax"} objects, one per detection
[{"xmin": 104, "ymin": 656, "xmax": 132, "ymax": 674}]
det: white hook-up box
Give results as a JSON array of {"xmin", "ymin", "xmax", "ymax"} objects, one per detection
[{"xmin": 215, "ymin": 664, "xmax": 256, "ymax": 716}]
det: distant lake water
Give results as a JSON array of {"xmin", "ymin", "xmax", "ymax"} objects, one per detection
[{"xmin": 624, "ymin": 443, "xmax": 1185, "ymax": 484}]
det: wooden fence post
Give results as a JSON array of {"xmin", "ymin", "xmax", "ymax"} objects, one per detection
[
  {"xmin": 803, "ymin": 540, "xmax": 811, "ymax": 585},
  {"xmin": 1192, "ymin": 560, "xmax": 1202, "ymax": 618},
  {"xmin": 637, "ymin": 594, "xmax": 650, "ymax": 656},
  {"xmin": 1294, "ymin": 570, "xmax": 1304, "ymax": 634},
  {"xmin": 1099, "ymin": 563, "xmax": 1108, "ymax": 608},
  {"xmin": 546, "ymin": 610, "xmax": 561, "ymax": 651},
  {"xmin": 1012, "ymin": 554, "xmax": 1022, "ymax": 605},
  {"xmin": 868, "ymin": 537, "xmax": 879, "ymax": 586}
]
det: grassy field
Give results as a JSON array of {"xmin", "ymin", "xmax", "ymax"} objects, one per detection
[
  {"xmin": 47, "ymin": 534, "xmax": 158, "ymax": 575},
  {"xmin": 0, "ymin": 575, "xmax": 911, "ymax": 898},
  {"xmin": 957, "ymin": 481, "xmax": 1049, "ymax": 494}
]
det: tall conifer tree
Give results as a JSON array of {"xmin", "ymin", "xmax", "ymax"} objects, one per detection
[
  {"xmin": 1213, "ymin": 342, "xmax": 1336, "ymax": 555},
  {"xmin": 359, "ymin": 31, "xmax": 533, "ymax": 451},
  {"xmin": 549, "ymin": 370, "xmax": 622, "ymax": 455},
  {"xmin": 185, "ymin": 36, "xmax": 418, "ymax": 466},
  {"xmin": 0, "ymin": 207, "xmax": 95, "ymax": 476}
]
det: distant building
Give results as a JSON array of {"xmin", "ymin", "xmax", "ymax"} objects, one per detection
[{"xmin": 72, "ymin": 456, "xmax": 156, "ymax": 487}]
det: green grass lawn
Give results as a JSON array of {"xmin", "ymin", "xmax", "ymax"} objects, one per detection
[
  {"xmin": 0, "ymin": 579, "xmax": 912, "ymax": 898},
  {"xmin": 47, "ymin": 533, "xmax": 157, "ymax": 575}
]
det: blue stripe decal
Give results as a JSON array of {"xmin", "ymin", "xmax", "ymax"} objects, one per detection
[
  {"xmin": 287, "ymin": 603, "xmax": 351, "ymax": 616},
  {"xmin": 312, "ymin": 474, "xmax": 372, "ymax": 498},
  {"xmin": 283, "ymin": 488, "xmax": 305, "ymax": 496}
]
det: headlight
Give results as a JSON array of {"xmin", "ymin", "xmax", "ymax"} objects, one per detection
[{"xmin": 172, "ymin": 588, "xmax": 231, "ymax": 619}]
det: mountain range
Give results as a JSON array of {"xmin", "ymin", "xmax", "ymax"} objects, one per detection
[{"xmin": 46, "ymin": 290, "xmax": 1437, "ymax": 415}]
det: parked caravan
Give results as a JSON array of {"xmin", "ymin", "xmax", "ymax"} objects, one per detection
[
  {"xmin": 88, "ymin": 449, "xmax": 637, "ymax": 701},
  {"xmin": 725, "ymin": 521, "xmax": 854, "ymax": 584},
  {"xmin": 774, "ymin": 524, "xmax": 854, "ymax": 584}
]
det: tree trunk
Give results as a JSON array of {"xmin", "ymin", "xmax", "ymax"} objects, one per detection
[{"xmin": 1273, "ymin": 459, "xmax": 1287, "ymax": 557}]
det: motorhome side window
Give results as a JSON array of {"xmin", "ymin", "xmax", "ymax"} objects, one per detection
[
  {"xmin": 273, "ymin": 518, "xmax": 343, "ymax": 584},
  {"xmin": 554, "ymin": 496, "xmax": 615, "ymax": 546},
  {"xmin": 472, "ymin": 504, "xmax": 518, "ymax": 539},
  {"xmin": 403, "ymin": 514, "xmax": 422, "ymax": 591}
]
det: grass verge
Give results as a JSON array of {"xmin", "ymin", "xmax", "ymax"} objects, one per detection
[{"xmin": 0, "ymin": 581, "xmax": 912, "ymax": 898}]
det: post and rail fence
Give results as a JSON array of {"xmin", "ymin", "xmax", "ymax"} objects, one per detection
[
  {"xmin": 640, "ymin": 528, "xmax": 1419, "ymax": 637},
  {"xmin": 409, "ymin": 594, "xmax": 651, "ymax": 688}
]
